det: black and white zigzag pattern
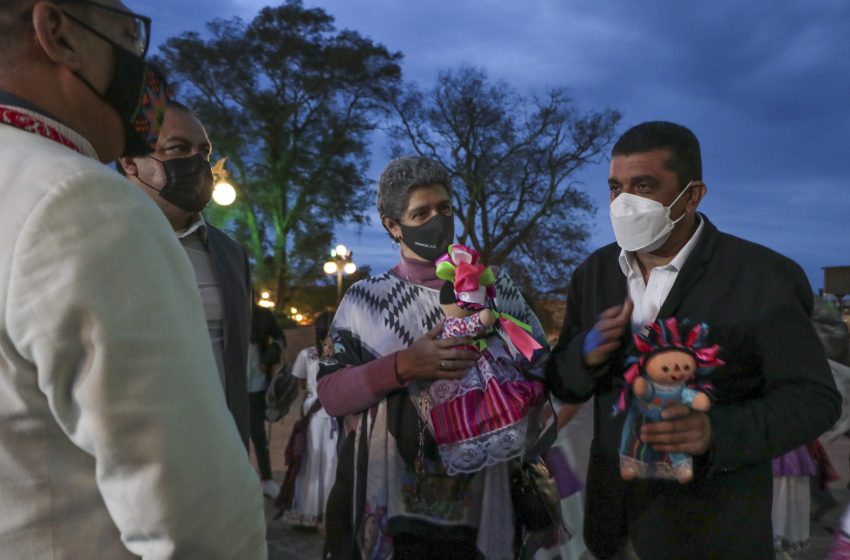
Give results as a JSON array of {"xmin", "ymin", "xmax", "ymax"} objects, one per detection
[{"xmin": 332, "ymin": 269, "xmax": 544, "ymax": 362}]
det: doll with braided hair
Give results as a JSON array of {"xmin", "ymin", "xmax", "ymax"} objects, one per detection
[{"xmin": 616, "ymin": 317, "xmax": 724, "ymax": 483}]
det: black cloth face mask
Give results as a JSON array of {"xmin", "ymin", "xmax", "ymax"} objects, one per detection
[
  {"xmin": 142, "ymin": 154, "xmax": 214, "ymax": 214},
  {"xmin": 61, "ymin": 11, "xmax": 165, "ymax": 157},
  {"xmin": 399, "ymin": 213, "xmax": 455, "ymax": 262}
]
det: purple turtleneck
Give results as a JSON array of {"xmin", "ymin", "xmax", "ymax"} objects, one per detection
[
  {"xmin": 390, "ymin": 254, "xmax": 444, "ymax": 290},
  {"xmin": 317, "ymin": 255, "xmax": 440, "ymax": 417}
]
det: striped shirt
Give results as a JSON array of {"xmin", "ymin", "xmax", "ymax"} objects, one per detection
[{"xmin": 177, "ymin": 216, "xmax": 226, "ymax": 389}]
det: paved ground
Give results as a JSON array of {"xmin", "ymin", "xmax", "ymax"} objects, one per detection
[{"xmin": 260, "ymin": 394, "xmax": 850, "ymax": 559}]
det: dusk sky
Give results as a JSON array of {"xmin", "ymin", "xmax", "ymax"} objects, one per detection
[{"xmin": 128, "ymin": 0, "xmax": 850, "ymax": 292}]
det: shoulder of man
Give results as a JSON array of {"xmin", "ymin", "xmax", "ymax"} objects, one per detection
[
  {"xmin": 705, "ymin": 218, "xmax": 813, "ymax": 307},
  {"xmin": 584, "ymin": 242, "xmax": 621, "ymax": 265},
  {"xmin": 6, "ymin": 146, "xmax": 175, "ymax": 242},
  {"xmin": 713, "ymin": 228, "xmax": 802, "ymax": 274},
  {"xmin": 569, "ymin": 241, "xmax": 622, "ymax": 283},
  {"xmin": 0, "ymin": 127, "xmax": 153, "ymax": 210},
  {"xmin": 205, "ymin": 222, "xmax": 247, "ymax": 256}
]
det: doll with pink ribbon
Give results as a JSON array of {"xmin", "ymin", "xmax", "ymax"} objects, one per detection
[{"xmin": 428, "ymin": 244, "xmax": 547, "ymax": 475}]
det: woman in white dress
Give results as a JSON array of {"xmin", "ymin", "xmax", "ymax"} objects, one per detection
[{"xmin": 284, "ymin": 311, "xmax": 339, "ymax": 527}]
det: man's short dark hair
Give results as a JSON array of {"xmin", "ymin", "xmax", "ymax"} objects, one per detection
[{"xmin": 612, "ymin": 121, "xmax": 702, "ymax": 188}]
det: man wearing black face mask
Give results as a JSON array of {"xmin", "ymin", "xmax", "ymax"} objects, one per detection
[
  {"xmin": 0, "ymin": 1, "xmax": 266, "ymax": 558},
  {"xmin": 119, "ymin": 103, "xmax": 256, "ymax": 455}
]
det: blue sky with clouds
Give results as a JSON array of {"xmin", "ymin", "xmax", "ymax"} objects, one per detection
[{"xmin": 128, "ymin": 0, "xmax": 850, "ymax": 291}]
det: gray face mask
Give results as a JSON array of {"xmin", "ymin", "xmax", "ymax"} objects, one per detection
[{"xmin": 399, "ymin": 214, "xmax": 455, "ymax": 262}]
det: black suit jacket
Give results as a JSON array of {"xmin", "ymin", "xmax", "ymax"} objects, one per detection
[
  {"xmin": 206, "ymin": 224, "xmax": 252, "ymax": 449},
  {"xmin": 546, "ymin": 215, "xmax": 840, "ymax": 560}
]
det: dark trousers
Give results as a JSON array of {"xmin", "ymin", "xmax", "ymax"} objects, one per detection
[{"xmin": 248, "ymin": 390, "xmax": 272, "ymax": 480}]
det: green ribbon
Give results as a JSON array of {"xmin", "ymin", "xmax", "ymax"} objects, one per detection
[{"xmin": 492, "ymin": 311, "xmax": 533, "ymax": 333}]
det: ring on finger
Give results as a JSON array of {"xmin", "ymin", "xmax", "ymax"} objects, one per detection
[{"xmin": 440, "ymin": 360, "xmax": 447, "ymax": 369}]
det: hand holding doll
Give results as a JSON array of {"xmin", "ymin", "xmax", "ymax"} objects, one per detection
[
  {"xmin": 617, "ymin": 318, "xmax": 724, "ymax": 484},
  {"xmin": 425, "ymin": 244, "xmax": 546, "ymax": 475}
]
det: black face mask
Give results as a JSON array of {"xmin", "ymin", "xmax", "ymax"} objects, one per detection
[
  {"xmin": 399, "ymin": 214, "xmax": 455, "ymax": 262},
  {"xmin": 143, "ymin": 154, "xmax": 214, "ymax": 214},
  {"xmin": 62, "ymin": 12, "xmax": 165, "ymax": 157}
]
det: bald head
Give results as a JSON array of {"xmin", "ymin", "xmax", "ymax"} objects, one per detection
[{"xmin": 0, "ymin": 0, "xmax": 152, "ymax": 162}]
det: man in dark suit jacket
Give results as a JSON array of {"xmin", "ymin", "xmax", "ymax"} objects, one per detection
[
  {"xmin": 119, "ymin": 102, "xmax": 252, "ymax": 448},
  {"xmin": 546, "ymin": 121, "xmax": 840, "ymax": 559}
]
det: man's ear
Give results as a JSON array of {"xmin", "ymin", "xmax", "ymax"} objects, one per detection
[
  {"xmin": 31, "ymin": 2, "xmax": 84, "ymax": 70},
  {"xmin": 687, "ymin": 181, "xmax": 707, "ymax": 211},
  {"xmin": 118, "ymin": 156, "xmax": 138, "ymax": 177},
  {"xmin": 381, "ymin": 215, "xmax": 401, "ymax": 241}
]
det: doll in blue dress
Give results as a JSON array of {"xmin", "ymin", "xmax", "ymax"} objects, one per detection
[{"xmin": 617, "ymin": 318, "xmax": 724, "ymax": 483}]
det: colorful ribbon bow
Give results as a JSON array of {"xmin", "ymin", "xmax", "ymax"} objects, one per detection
[
  {"xmin": 494, "ymin": 312, "xmax": 543, "ymax": 362},
  {"xmin": 436, "ymin": 244, "xmax": 496, "ymax": 308}
]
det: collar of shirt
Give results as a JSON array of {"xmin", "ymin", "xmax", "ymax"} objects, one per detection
[
  {"xmin": 0, "ymin": 90, "xmax": 97, "ymax": 159},
  {"xmin": 175, "ymin": 213, "xmax": 208, "ymax": 242},
  {"xmin": 618, "ymin": 215, "xmax": 705, "ymax": 332},
  {"xmin": 0, "ymin": 90, "xmax": 64, "ymax": 124},
  {"xmin": 618, "ymin": 215, "xmax": 705, "ymax": 280}
]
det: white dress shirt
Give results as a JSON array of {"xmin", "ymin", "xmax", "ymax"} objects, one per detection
[{"xmin": 619, "ymin": 217, "xmax": 705, "ymax": 333}]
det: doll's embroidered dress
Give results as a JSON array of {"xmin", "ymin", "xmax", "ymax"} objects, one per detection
[
  {"xmin": 428, "ymin": 245, "xmax": 548, "ymax": 476},
  {"xmin": 429, "ymin": 307, "xmax": 546, "ymax": 475}
]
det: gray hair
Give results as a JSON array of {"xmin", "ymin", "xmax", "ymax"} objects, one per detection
[{"xmin": 376, "ymin": 156, "xmax": 451, "ymax": 219}]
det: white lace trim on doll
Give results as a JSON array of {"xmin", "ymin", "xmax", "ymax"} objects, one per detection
[
  {"xmin": 429, "ymin": 352, "xmax": 524, "ymax": 405},
  {"xmin": 438, "ymin": 416, "xmax": 530, "ymax": 475}
]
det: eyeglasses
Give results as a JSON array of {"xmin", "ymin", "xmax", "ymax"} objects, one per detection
[{"xmin": 53, "ymin": 0, "xmax": 151, "ymax": 58}]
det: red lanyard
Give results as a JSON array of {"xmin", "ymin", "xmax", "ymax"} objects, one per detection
[{"xmin": 0, "ymin": 105, "xmax": 84, "ymax": 154}]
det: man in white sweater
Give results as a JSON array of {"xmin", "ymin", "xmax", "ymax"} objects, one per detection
[{"xmin": 0, "ymin": 1, "xmax": 266, "ymax": 558}]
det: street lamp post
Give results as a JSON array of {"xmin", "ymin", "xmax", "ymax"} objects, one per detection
[{"xmin": 323, "ymin": 244, "xmax": 356, "ymax": 303}]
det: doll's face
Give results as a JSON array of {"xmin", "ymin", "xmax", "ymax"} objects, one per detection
[{"xmin": 644, "ymin": 350, "xmax": 697, "ymax": 385}]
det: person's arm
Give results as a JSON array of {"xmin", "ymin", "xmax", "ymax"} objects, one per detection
[
  {"xmin": 265, "ymin": 308, "xmax": 285, "ymax": 345},
  {"xmin": 317, "ymin": 353, "xmax": 403, "ymax": 416},
  {"xmin": 8, "ymin": 171, "xmax": 266, "ymax": 559},
  {"xmin": 317, "ymin": 304, "xmax": 477, "ymax": 417},
  {"xmin": 290, "ymin": 348, "xmax": 310, "ymax": 381},
  {"xmin": 706, "ymin": 265, "xmax": 841, "ymax": 474},
  {"xmin": 317, "ymin": 323, "xmax": 480, "ymax": 417},
  {"xmin": 546, "ymin": 263, "xmax": 617, "ymax": 403},
  {"xmin": 646, "ymin": 262, "xmax": 844, "ymax": 471}
]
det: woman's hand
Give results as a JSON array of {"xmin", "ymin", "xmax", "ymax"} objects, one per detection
[{"xmin": 395, "ymin": 322, "xmax": 479, "ymax": 383}]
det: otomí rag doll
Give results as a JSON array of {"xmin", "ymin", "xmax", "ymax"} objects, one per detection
[
  {"xmin": 427, "ymin": 244, "xmax": 547, "ymax": 475},
  {"xmin": 616, "ymin": 317, "xmax": 724, "ymax": 483}
]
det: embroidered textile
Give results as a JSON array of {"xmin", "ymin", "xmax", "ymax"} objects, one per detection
[{"xmin": 0, "ymin": 106, "xmax": 86, "ymax": 155}]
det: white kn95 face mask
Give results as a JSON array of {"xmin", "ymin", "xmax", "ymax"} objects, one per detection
[{"xmin": 609, "ymin": 181, "xmax": 695, "ymax": 253}]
